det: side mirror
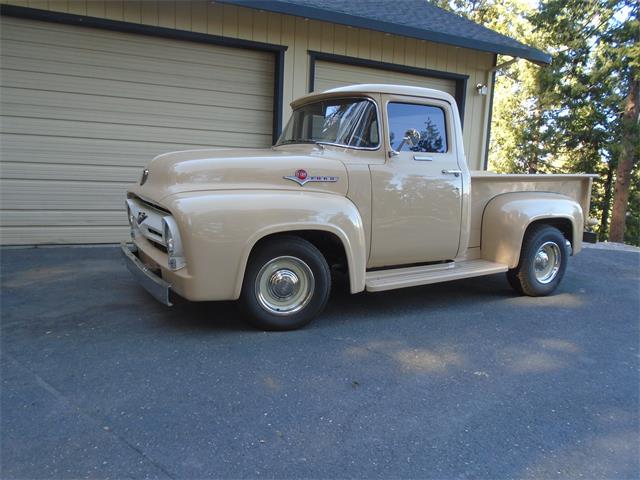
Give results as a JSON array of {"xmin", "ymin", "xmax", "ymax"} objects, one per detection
[
  {"xmin": 395, "ymin": 128, "xmax": 421, "ymax": 152},
  {"xmin": 404, "ymin": 128, "xmax": 421, "ymax": 146}
]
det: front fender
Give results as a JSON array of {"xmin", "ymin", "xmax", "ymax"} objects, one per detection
[
  {"xmin": 163, "ymin": 190, "xmax": 366, "ymax": 301},
  {"xmin": 481, "ymin": 192, "xmax": 584, "ymax": 268}
]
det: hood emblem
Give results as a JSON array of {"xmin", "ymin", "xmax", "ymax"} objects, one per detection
[
  {"xmin": 140, "ymin": 168, "xmax": 149, "ymax": 186},
  {"xmin": 283, "ymin": 169, "xmax": 339, "ymax": 186}
]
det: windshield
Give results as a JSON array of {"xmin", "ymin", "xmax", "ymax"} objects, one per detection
[{"xmin": 277, "ymin": 98, "xmax": 379, "ymax": 149}]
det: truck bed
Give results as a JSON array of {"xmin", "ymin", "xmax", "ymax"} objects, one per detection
[{"xmin": 468, "ymin": 172, "xmax": 597, "ymax": 249}]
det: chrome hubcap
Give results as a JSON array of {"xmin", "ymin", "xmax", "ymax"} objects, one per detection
[
  {"xmin": 269, "ymin": 269, "xmax": 300, "ymax": 299},
  {"xmin": 535, "ymin": 251, "xmax": 550, "ymax": 270},
  {"xmin": 534, "ymin": 241, "xmax": 561, "ymax": 284},
  {"xmin": 256, "ymin": 256, "xmax": 315, "ymax": 315}
]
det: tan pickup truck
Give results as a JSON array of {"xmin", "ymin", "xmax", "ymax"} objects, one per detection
[{"xmin": 122, "ymin": 84, "xmax": 596, "ymax": 330}]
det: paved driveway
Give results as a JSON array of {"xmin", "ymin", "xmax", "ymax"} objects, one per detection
[{"xmin": 1, "ymin": 245, "xmax": 638, "ymax": 479}]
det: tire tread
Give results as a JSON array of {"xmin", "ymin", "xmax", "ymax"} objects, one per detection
[
  {"xmin": 507, "ymin": 224, "xmax": 567, "ymax": 297},
  {"xmin": 240, "ymin": 235, "xmax": 331, "ymax": 330}
]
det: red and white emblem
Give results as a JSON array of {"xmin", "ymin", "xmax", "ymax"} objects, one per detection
[{"xmin": 283, "ymin": 169, "xmax": 339, "ymax": 186}]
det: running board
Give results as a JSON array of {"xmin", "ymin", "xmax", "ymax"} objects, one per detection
[{"xmin": 365, "ymin": 260, "xmax": 509, "ymax": 292}]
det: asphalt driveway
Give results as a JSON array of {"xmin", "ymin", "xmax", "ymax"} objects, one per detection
[{"xmin": 1, "ymin": 245, "xmax": 638, "ymax": 479}]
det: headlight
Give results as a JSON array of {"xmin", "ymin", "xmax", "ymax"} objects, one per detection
[
  {"xmin": 125, "ymin": 200, "xmax": 138, "ymax": 239},
  {"xmin": 164, "ymin": 222, "xmax": 175, "ymax": 255},
  {"xmin": 162, "ymin": 216, "xmax": 185, "ymax": 271},
  {"xmin": 126, "ymin": 203, "xmax": 134, "ymax": 226}
]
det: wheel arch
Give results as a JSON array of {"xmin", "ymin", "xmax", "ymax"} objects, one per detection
[
  {"xmin": 525, "ymin": 217, "xmax": 574, "ymax": 250},
  {"xmin": 481, "ymin": 192, "xmax": 583, "ymax": 268},
  {"xmin": 235, "ymin": 224, "xmax": 365, "ymax": 298}
]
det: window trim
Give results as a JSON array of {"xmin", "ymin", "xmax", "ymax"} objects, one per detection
[
  {"xmin": 386, "ymin": 100, "xmax": 451, "ymax": 155},
  {"xmin": 277, "ymin": 96, "xmax": 383, "ymax": 151}
]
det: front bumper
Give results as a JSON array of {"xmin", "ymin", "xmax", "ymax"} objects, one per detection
[{"xmin": 121, "ymin": 242, "xmax": 172, "ymax": 306}]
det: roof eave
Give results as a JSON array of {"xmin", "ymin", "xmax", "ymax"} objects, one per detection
[{"xmin": 220, "ymin": 0, "xmax": 552, "ymax": 65}]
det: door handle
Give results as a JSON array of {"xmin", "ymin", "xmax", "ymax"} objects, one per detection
[
  {"xmin": 442, "ymin": 169, "xmax": 462, "ymax": 177},
  {"xmin": 413, "ymin": 155, "xmax": 433, "ymax": 161}
]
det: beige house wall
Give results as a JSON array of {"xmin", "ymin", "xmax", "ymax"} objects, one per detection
[{"xmin": 2, "ymin": 0, "xmax": 496, "ymax": 170}]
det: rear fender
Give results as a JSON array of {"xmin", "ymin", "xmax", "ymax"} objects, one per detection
[{"xmin": 481, "ymin": 192, "xmax": 583, "ymax": 268}]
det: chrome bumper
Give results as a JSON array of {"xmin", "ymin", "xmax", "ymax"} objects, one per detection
[{"xmin": 120, "ymin": 242, "xmax": 172, "ymax": 306}]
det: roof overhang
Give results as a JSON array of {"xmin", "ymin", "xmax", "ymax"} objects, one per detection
[{"xmin": 219, "ymin": 0, "xmax": 551, "ymax": 65}]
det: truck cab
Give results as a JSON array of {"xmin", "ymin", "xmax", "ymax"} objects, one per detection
[{"xmin": 123, "ymin": 84, "xmax": 595, "ymax": 330}]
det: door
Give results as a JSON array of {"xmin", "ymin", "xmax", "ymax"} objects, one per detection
[
  {"xmin": 369, "ymin": 96, "xmax": 463, "ymax": 268},
  {"xmin": 0, "ymin": 16, "xmax": 275, "ymax": 245}
]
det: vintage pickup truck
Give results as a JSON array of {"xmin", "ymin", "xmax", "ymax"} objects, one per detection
[{"xmin": 122, "ymin": 84, "xmax": 596, "ymax": 330}]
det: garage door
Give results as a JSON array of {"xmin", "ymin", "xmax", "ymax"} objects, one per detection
[
  {"xmin": 0, "ymin": 16, "xmax": 275, "ymax": 245},
  {"xmin": 313, "ymin": 60, "xmax": 456, "ymax": 97}
]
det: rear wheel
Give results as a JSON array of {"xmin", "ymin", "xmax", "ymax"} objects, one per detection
[
  {"xmin": 240, "ymin": 236, "xmax": 331, "ymax": 330},
  {"xmin": 507, "ymin": 225, "xmax": 569, "ymax": 296}
]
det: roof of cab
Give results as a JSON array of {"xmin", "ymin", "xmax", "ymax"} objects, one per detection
[{"xmin": 291, "ymin": 84, "xmax": 456, "ymax": 108}]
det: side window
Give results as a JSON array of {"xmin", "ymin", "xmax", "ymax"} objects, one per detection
[
  {"xmin": 387, "ymin": 102, "xmax": 448, "ymax": 153},
  {"xmin": 348, "ymin": 102, "xmax": 379, "ymax": 148}
]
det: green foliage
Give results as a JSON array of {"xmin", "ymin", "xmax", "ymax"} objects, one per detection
[{"xmin": 434, "ymin": 0, "xmax": 639, "ymax": 245}]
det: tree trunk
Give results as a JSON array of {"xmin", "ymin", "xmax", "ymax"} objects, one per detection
[
  {"xmin": 599, "ymin": 161, "xmax": 615, "ymax": 241},
  {"xmin": 528, "ymin": 104, "xmax": 541, "ymax": 174},
  {"xmin": 609, "ymin": 78, "xmax": 639, "ymax": 243}
]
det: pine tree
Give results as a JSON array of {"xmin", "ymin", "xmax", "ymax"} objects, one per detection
[
  {"xmin": 606, "ymin": 4, "xmax": 639, "ymax": 242},
  {"xmin": 435, "ymin": 0, "xmax": 640, "ymax": 245}
]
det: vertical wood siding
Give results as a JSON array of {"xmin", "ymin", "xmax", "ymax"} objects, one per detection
[{"xmin": 3, "ymin": 0, "xmax": 495, "ymax": 169}]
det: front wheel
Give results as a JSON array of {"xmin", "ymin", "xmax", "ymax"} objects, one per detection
[
  {"xmin": 507, "ymin": 225, "xmax": 569, "ymax": 297},
  {"xmin": 240, "ymin": 236, "xmax": 331, "ymax": 330}
]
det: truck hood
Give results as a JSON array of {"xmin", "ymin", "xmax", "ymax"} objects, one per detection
[{"xmin": 129, "ymin": 147, "xmax": 349, "ymax": 203}]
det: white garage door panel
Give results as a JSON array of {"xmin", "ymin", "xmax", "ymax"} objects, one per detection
[
  {"xmin": 1, "ymin": 180, "xmax": 130, "ymax": 210},
  {"xmin": 1, "ymin": 162, "xmax": 140, "ymax": 183},
  {"xmin": 2, "ymin": 43, "xmax": 273, "ymax": 87},
  {"xmin": 314, "ymin": 60, "xmax": 456, "ymax": 97},
  {"xmin": 0, "ymin": 226, "xmax": 130, "ymax": 245},
  {"xmin": 0, "ymin": 16, "xmax": 275, "ymax": 244},
  {"xmin": 3, "ymin": 117, "xmax": 272, "ymax": 147},
  {"xmin": 2, "ymin": 52, "xmax": 274, "ymax": 98},
  {"xmin": 2, "ymin": 96, "xmax": 272, "ymax": 134},
  {"xmin": 1, "ymin": 70, "xmax": 273, "ymax": 112},
  {"xmin": 3, "ymin": 211, "xmax": 125, "ymax": 227},
  {"xmin": 3, "ymin": 88, "xmax": 272, "ymax": 127},
  {"xmin": 0, "ymin": 135, "xmax": 211, "ymax": 167},
  {"xmin": 1, "ymin": 22, "xmax": 274, "ymax": 72}
]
